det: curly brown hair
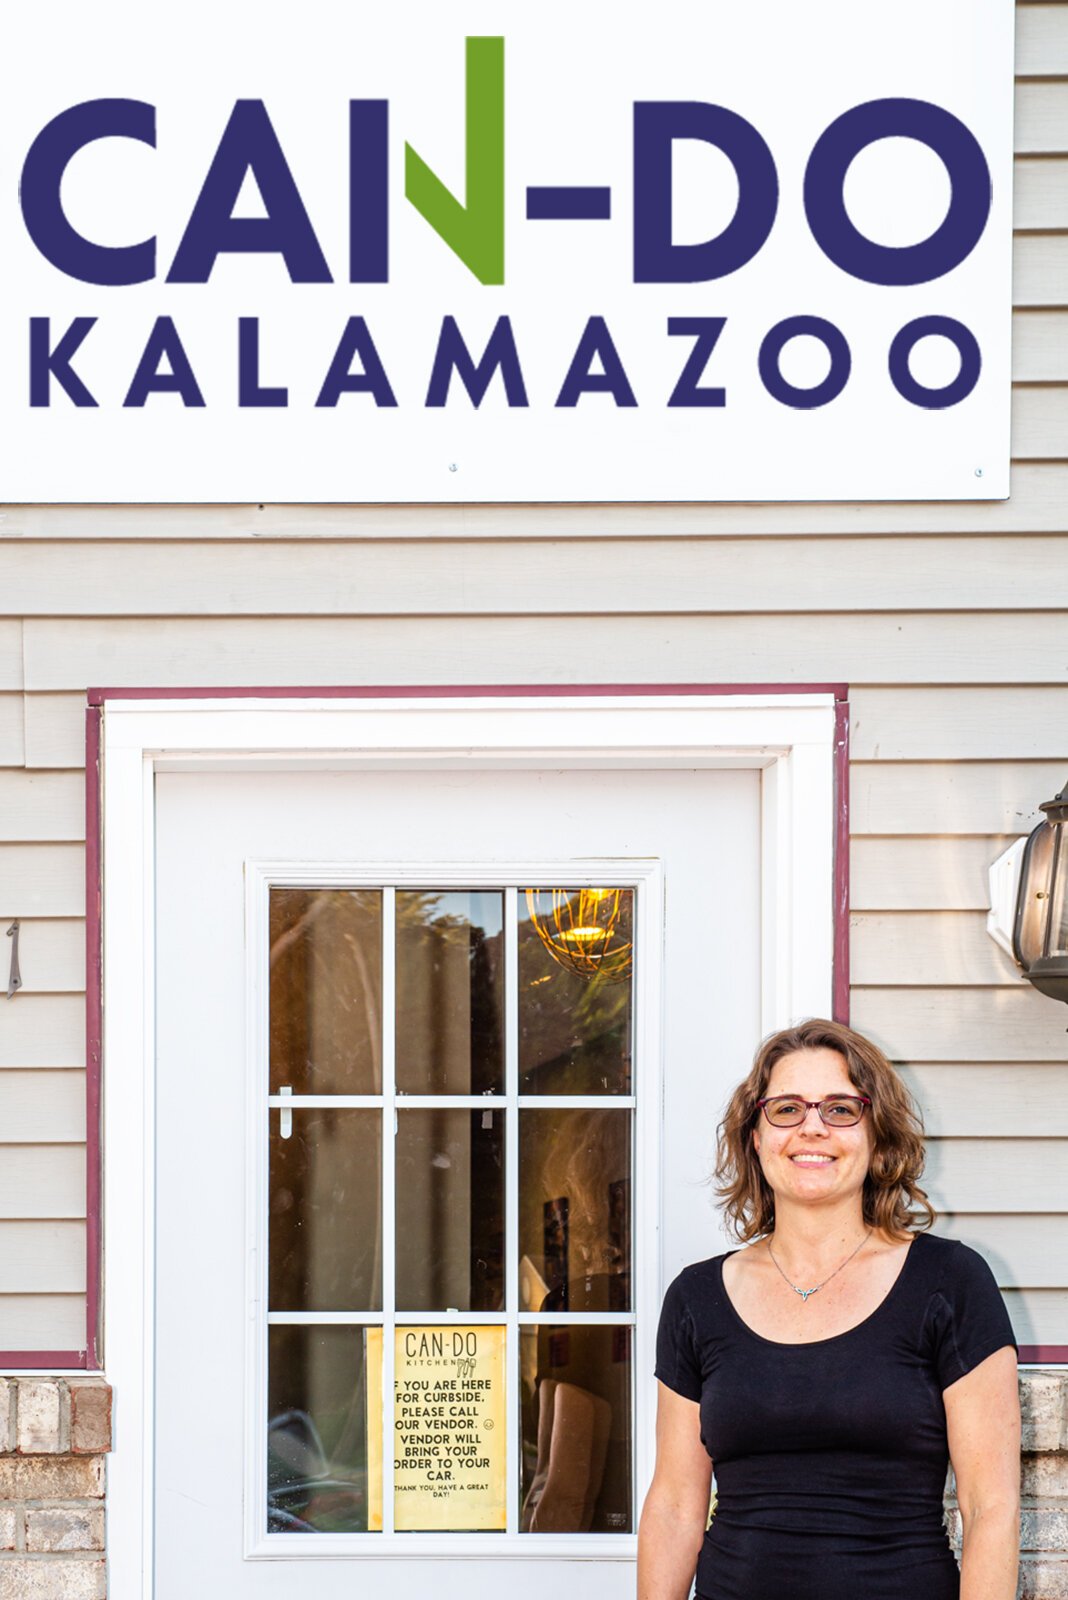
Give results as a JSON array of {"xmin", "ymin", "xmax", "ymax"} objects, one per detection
[{"xmin": 714, "ymin": 1018, "xmax": 936, "ymax": 1242}]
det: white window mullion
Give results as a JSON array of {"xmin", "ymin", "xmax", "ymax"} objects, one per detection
[
  {"xmin": 515, "ymin": 1311, "xmax": 637, "ymax": 1327},
  {"xmin": 391, "ymin": 1095, "xmax": 507, "ymax": 1110},
  {"xmin": 381, "ymin": 887, "xmax": 397, "ymax": 1537},
  {"xmin": 516, "ymin": 1094, "xmax": 636, "ymax": 1111},
  {"xmin": 504, "ymin": 886, "xmax": 520, "ymax": 1537},
  {"xmin": 266, "ymin": 1312, "xmax": 387, "ymax": 1326},
  {"xmin": 266, "ymin": 1094, "xmax": 384, "ymax": 1109}
]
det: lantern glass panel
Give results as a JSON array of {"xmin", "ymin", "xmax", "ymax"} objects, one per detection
[
  {"xmin": 1014, "ymin": 822, "xmax": 1055, "ymax": 969},
  {"xmin": 1048, "ymin": 829, "xmax": 1068, "ymax": 959}
]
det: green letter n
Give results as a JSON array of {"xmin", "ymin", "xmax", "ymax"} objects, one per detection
[{"xmin": 405, "ymin": 36, "xmax": 504, "ymax": 285}]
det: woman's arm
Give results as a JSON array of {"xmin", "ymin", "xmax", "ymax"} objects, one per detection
[
  {"xmin": 945, "ymin": 1345, "xmax": 1020, "ymax": 1600},
  {"xmin": 637, "ymin": 1380, "xmax": 713, "ymax": 1600}
]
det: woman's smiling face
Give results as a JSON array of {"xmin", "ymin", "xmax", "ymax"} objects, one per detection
[{"xmin": 753, "ymin": 1046, "xmax": 873, "ymax": 1211}]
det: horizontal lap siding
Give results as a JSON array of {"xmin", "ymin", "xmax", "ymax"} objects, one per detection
[
  {"xmin": 4, "ymin": 537, "xmax": 1068, "ymax": 616},
  {"xmin": 15, "ymin": 613, "xmax": 1068, "ymax": 685},
  {"xmin": 0, "ymin": 0, "xmax": 1065, "ymax": 1358}
]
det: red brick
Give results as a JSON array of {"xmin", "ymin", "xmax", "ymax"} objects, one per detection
[{"xmin": 68, "ymin": 1380, "xmax": 112, "ymax": 1457}]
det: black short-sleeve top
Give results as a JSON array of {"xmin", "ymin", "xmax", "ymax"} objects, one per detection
[{"xmin": 655, "ymin": 1234, "xmax": 1016, "ymax": 1600}]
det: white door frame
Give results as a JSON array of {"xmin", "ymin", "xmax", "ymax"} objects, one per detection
[{"xmin": 100, "ymin": 691, "xmax": 837, "ymax": 1599}]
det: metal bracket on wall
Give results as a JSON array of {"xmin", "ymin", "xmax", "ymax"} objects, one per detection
[{"xmin": 5, "ymin": 921, "xmax": 22, "ymax": 998}]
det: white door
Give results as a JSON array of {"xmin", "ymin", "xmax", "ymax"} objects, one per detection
[{"xmin": 150, "ymin": 759, "xmax": 761, "ymax": 1597}]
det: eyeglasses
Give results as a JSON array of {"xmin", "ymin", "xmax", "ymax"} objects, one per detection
[{"xmin": 757, "ymin": 1094, "xmax": 871, "ymax": 1128}]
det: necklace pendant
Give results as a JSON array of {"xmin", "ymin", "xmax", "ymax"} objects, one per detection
[{"xmin": 795, "ymin": 1285, "xmax": 819, "ymax": 1302}]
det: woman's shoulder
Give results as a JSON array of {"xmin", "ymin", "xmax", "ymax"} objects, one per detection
[
  {"xmin": 909, "ymin": 1230, "xmax": 993, "ymax": 1273},
  {"xmin": 905, "ymin": 1231, "xmax": 1006, "ymax": 1302},
  {"xmin": 662, "ymin": 1252, "xmax": 732, "ymax": 1309}
]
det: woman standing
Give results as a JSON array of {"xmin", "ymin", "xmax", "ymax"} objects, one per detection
[{"xmin": 638, "ymin": 1019, "xmax": 1020, "ymax": 1600}]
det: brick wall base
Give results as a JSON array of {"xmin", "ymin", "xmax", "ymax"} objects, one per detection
[
  {"xmin": 0, "ymin": 1377, "xmax": 110, "ymax": 1600},
  {"xmin": 0, "ymin": 1368, "xmax": 1063, "ymax": 1597}
]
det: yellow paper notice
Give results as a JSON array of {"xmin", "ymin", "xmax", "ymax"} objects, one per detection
[
  {"xmin": 366, "ymin": 1327, "xmax": 384, "ymax": 1532},
  {"xmin": 393, "ymin": 1325, "xmax": 506, "ymax": 1531}
]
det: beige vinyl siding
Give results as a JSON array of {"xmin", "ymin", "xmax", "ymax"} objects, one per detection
[
  {"xmin": 851, "ymin": 914, "xmax": 1027, "ymax": 987},
  {"xmin": 850, "ymin": 762, "xmax": 1067, "ymax": 834},
  {"xmin": 12, "ymin": 613, "xmax": 1068, "ymax": 685},
  {"xmin": 0, "ymin": 1298, "xmax": 87, "ymax": 1351},
  {"xmin": 1014, "ymin": 311, "xmax": 1068, "ymax": 378},
  {"xmin": 1013, "ymin": 159, "xmax": 1068, "ymax": 230},
  {"xmin": 0, "ymin": 0, "xmax": 1064, "ymax": 1356},
  {"xmin": 2, "ymin": 536, "xmax": 1068, "ymax": 614},
  {"xmin": 22, "ymin": 696, "xmax": 87, "ymax": 770},
  {"xmin": 0, "ymin": 1223, "xmax": 86, "ymax": 1294},
  {"xmin": 0, "ymin": 1071, "xmax": 87, "ymax": 1140},
  {"xmin": 4, "ymin": 468, "xmax": 1068, "ymax": 537},
  {"xmin": 0, "ymin": 850, "xmax": 85, "ymax": 919}
]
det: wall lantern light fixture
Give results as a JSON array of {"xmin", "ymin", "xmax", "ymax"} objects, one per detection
[{"xmin": 987, "ymin": 779, "xmax": 1068, "ymax": 1005}]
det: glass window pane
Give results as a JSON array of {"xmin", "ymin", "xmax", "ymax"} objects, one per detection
[
  {"xmin": 1048, "ymin": 831, "xmax": 1067, "ymax": 958},
  {"xmin": 395, "ymin": 1109, "xmax": 505, "ymax": 1312},
  {"xmin": 268, "ymin": 1325, "xmax": 382, "ymax": 1533},
  {"xmin": 519, "ymin": 888, "xmax": 633, "ymax": 1094},
  {"xmin": 1015, "ymin": 824, "xmax": 1055, "ymax": 968},
  {"xmin": 520, "ymin": 1324, "xmax": 633, "ymax": 1533},
  {"xmin": 396, "ymin": 891, "xmax": 504, "ymax": 1095},
  {"xmin": 270, "ymin": 1109, "xmax": 382, "ymax": 1312},
  {"xmin": 394, "ymin": 1325, "xmax": 506, "ymax": 1531},
  {"xmin": 519, "ymin": 1109, "xmax": 632, "ymax": 1313},
  {"xmin": 270, "ymin": 888, "xmax": 383, "ymax": 1094}
]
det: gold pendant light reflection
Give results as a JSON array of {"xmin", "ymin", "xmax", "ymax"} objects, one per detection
[{"xmin": 524, "ymin": 888, "xmax": 633, "ymax": 982}]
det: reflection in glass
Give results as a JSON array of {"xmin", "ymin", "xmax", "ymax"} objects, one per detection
[
  {"xmin": 525, "ymin": 889, "xmax": 632, "ymax": 981},
  {"xmin": 268, "ymin": 1325, "xmax": 381, "ymax": 1533},
  {"xmin": 270, "ymin": 889, "xmax": 382, "ymax": 1094},
  {"xmin": 1015, "ymin": 825, "xmax": 1056, "ymax": 968},
  {"xmin": 396, "ymin": 891, "xmax": 504, "ymax": 1095},
  {"xmin": 519, "ymin": 889, "xmax": 633, "ymax": 1094},
  {"xmin": 270, "ymin": 1109, "xmax": 382, "ymax": 1312},
  {"xmin": 520, "ymin": 1324, "xmax": 633, "ymax": 1533},
  {"xmin": 1050, "ymin": 831, "xmax": 1068, "ymax": 958},
  {"xmin": 395, "ymin": 1110, "xmax": 504, "ymax": 1312},
  {"xmin": 519, "ymin": 1109, "xmax": 631, "ymax": 1313}
]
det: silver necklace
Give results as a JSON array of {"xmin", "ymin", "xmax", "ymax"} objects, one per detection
[{"xmin": 767, "ymin": 1230, "xmax": 872, "ymax": 1303}]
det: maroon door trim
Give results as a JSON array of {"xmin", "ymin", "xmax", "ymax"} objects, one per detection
[{"xmin": 49, "ymin": 683, "xmax": 1068, "ymax": 1369}]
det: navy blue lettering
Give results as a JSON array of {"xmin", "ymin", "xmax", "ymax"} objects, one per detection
[
  {"xmin": 888, "ymin": 316, "xmax": 981, "ymax": 408},
  {"xmin": 124, "ymin": 317, "xmax": 204, "ymax": 406},
  {"xmin": 556, "ymin": 317, "xmax": 637, "ymax": 406},
  {"xmin": 317, "ymin": 317, "xmax": 397, "ymax": 406},
  {"xmin": 426, "ymin": 316, "xmax": 528, "ymax": 407},
  {"xmin": 758, "ymin": 316, "xmax": 851, "ymax": 409},
  {"xmin": 667, "ymin": 317, "xmax": 727, "ymax": 406},
  {"xmin": 20, "ymin": 100, "xmax": 155, "ymax": 286},
  {"xmin": 29, "ymin": 317, "xmax": 97, "ymax": 407},
  {"xmin": 168, "ymin": 101, "xmax": 331, "ymax": 283},
  {"xmin": 804, "ymin": 99, "xmax": 991, "ymax": 286},
  {"xmin": 349, "ymin": 101, "xmax": 389, "ymax": 283},
  {"xmin": 634, "ymin": 103, "xmax": 778, "ymax": 283},
  {"xmin": 238, "ymin": 317, "xmax": 288, "ymax": 407}
]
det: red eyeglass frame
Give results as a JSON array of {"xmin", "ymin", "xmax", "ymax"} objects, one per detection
[{"xmin": 757, "ymin": 1094, "xmax": 872, "ymax": 1127}]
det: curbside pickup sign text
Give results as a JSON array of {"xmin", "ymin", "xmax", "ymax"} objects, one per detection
[{"xmin": 1, "ymin": 0, "xmax": 1013, "ymax": 502}]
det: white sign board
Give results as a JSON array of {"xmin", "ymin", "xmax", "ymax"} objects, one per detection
[{"xmin": 1, "ymin": 0, "xmax": 1013, "ymax": 502}]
